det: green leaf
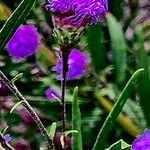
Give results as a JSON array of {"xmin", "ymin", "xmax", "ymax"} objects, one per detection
[
  {"xmin": 10, "ymin": 100, "xmax": 24, "ymax": 114},
  {"xmin": 48, "ymin": 122, "xmax": 57, "ymax": 141},
  {"xmin": 72, "ymin": 86, "xmax": 83, "ymax": 150},
  {"xmin": 2, "ymin": 126, "xmax": 9, "ymax": 135},
  {"xmin": 11, "ymin": 73, "xmax": 23, "ymax": 84},
  {"xmin": 107, "ymin": 13, "xmax": 127, "ymax": 87},
  {"xmin": 92, "ymin": 69, "xmax": 144, "ymax": 150},
  {"xmin": 60, "ymin": 130, "xmax": 78, "ymax": 149},
  {"xmin": 0, "ymin": 0, "xmax": 36, "ymax": 50},
  {"xmin": 64, "ymin": 130, "xmax": 78, "ymax": 137},
  {"xmin": 87, "ymin": 23, "xmax": 105, "ymax": 73},
  {"xmin": 135, "ymin": 27, "xmax": 150, "ymax": 126},
  {"xmin": 105, "ymin": 139, "xmax": 130, "ymax": 150}
]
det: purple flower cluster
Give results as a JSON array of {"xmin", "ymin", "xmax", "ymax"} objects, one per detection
[
  {"xmin": 6, "ymin": 25, "xmax": 40, "ymax": 60},
  {"xmin": 45, "ymin": 0, "xmax": 108, "ymax": 27},
  {"xmin": 131, "ymin": 129, "xmax": 150, "ymax": 150},
  {"xmin": 52, "ymin": 49, "xmax": 88, "ymax": 80}
]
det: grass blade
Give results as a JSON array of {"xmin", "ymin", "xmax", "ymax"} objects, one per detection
[
  {"xmin": 87, "ymin": 23, "xmax": 106, "ymax": 73},
  {"xmin": 135, "ymin": 27, "xmax": 150, "ymax": 126},
  {"xmin": 107, "ymin": 13, "xmax": 127, "ymax": 87},
  {"xmin": 92, "ymin": 68, "xmax": 144, "ymax": 150},
  {"xmin": 0, "ymin": 0, "xmax": 36, "ymax": 50},
  {"xmin": 72, "ymin": 86, "xmax": 83, "ymax": 150}
]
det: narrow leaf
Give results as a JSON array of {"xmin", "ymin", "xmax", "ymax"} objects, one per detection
[
  {"xmin": 105, "ymin": 139, "xmax": 130, "ymax": 150},
  {"xmin": 0, "ymin": 0, "xmax": 36, "ymax": 50},
  {"xmin": 64, "ymin": 130, "xmax": 78, "ymax": 137},
  {"xmin": 2, "ymin": 126, "xmax": 9, "ymax": 135},
  {"xmin": 87, "ymin": 23, "xmax": 105, "ymax": 73},
  {"xmin": 10, "ymin": 100, "xmax": 24, "ymax": 113},
  {"xmin": 60, "ymin": 130, "xmax": 78, "ymax": 149},
  {"xmin": 92, "ymin": 68, "xmax": 144, "ymax": 150},
  {"xmin": 48, "ymin": 122, "xmax": 57, "ymax": 140},
  {"xmin": 72, "ymin": 86, "xmax": 83, "ymax": 150},
  {"xmin": 135, "ymin": 27, "xmax": 150, "ymax": 126},
  {"xmin": 107, "ymin": 13, "xmax": 127, "ymax": 87},
  {"xmin": 11, "ymin": 73, "xmax": 23, "ymax": 84}
]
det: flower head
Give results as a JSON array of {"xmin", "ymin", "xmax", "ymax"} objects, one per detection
[
  {"xmin": 45, "ymin": 87, "xmax": 61, "ymax": 100},
  {"xmin": 131, "ymin": 129, "xmax": 150, "ymax": 150},
  {"xmin": 6, "ymin": 25, "xmax": 40, "ymax": 60},
  {"xmin": 45, "ymin": 0, "xmax": 108, "ymax": 28},
  {"xmin": 52, "ymin": 49, "xmax": 88, "ymax": 80},
  {"xmin": 3, "ymin": 134, "xmax": 11, "ymax": 143}
]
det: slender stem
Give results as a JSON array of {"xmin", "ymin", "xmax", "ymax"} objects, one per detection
[
  {"xmin": 0, "ymin": 70, "xmax": 53, "ymax": 150},
  {"xmin": 0, "ymin": 133, "xmax": 14, "ymax": 150},
  {"xmin": 61, "ymin": 46, "xmax": 70, "ymax": 150},
  {"xmin": 92, "ymin": 68, "xmax": 144, "ymax": 150}
]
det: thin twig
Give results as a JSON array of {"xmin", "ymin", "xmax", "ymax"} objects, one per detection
[{"xmin": 0, "ymin": 70, "xmax": 53, "ymax": 150}]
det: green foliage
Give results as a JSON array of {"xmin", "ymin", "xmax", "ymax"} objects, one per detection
[
  {"xmin": 87, "ymin": 23, "xmax": 105, "ymax": 73},
  {"xmin": 60, "ymin": 130, "xmax": 78, "ymax": 149},
  {"xmin": 48, "ymin": 122, "xmax": 57, "ymax": 141},
  {"xmin": 1, "ymin": 1, "xmax": 149, "ymax": 149},
  {"xmin": 0, "ymin": 0, "xmax": 36, "ymax": 50},
  {"xmin": 10, "ymin": 100, "xmax": 24, "ymax": 113},
  {"xmin": 135, "ymin": 27, "xmax": 150, "ymax": 126},
  {"xmin": 92, "ymin": 69, "xmax": 144, "ymax": 150},
  {"xmin": 105, "ymin": 139, "xmax": 130, "ymax": 150},
  {"xmin": 107, "ymin": 13, "xmax": 127, "ymax": 87},
  {"xmin": 11, "ymin": 73, "xmax": 23, "ymax": 84},
  {"xmin": 72, "ymin": 86, "xmax": 83, "ymax": 150}
]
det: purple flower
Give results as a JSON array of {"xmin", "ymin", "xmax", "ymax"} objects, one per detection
[
  {"xmin": 45, "ymin": 87, "xmax": 61, "ymax": 100},
  {"xmin": 45, "ymin": 0, "xmax": 108, "ymax": 28},
  {"xmin": 131, "ymin": 129, "xmax": 150, "ymax": 150},
  {"xmin": 14, "ymin": 140, "xmax": 31, "ymax": 150},
  {"xmin": 6, "ymin": 25, "xmax": 41, "ymax": 60},
  {"xmin": 52, "ymin": 49, "xmax": 88, "ymax": 80},
  {"xmin": 3, "ymin": 134, "xmax": 11, "ymax": 143},
  {"xmin": 0, "ymin": 83, "xmax": 9, "ymax": 96}
]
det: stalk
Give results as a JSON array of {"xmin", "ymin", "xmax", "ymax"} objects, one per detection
[
  {"xmin": 0, "ymin": 70, "xmax": 53, "ymax": 150},
  {"xmin": 61, "ymin": 46, "xmax": 71, "ymax": 150}
]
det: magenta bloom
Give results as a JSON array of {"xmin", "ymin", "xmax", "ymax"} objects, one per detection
[
  {"xmin": 6, "ymin": 25, "xmax": 40, "ymax": 60},
  {"xmin": 14, "ymin": 140, "xmax": 31, "ymax": 150},
  {"xmin": 45, "ymin": 87, "xmax": 61, "ymax": 100},
  {"xmin": 45, "ymin": 0, "xmax": 108, "ymax": 27},
  {"xmin": 3, "ymin": 134, "xmax": 11, "ymax": 143},
  {"xmin": 131, "ymin": 129, "xmax": 150, "ymax": 150},
  {"xmin": 52, "ymin": 49, "xmax": 88, "ymax": 80}
]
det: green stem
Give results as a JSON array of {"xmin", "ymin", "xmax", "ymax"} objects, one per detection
[
  {"xmin": 61, "ymin": 46, "xmax": 71, "ymax": 150},
  {"xmin": 92, "ymin": 68, "xmax": 144, "ymax": 150},
  {"xmin": 0, "ymin": 70, "xmax": 53, "ymax": 150}
]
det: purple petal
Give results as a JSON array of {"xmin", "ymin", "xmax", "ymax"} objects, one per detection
[
  {"xmin": 3, "ymin": 134, "xmax": 11, "ymax": 143},
  {"xmin": 131, "ymin": 129, "xmax": 150, "ymax": 150},
  {"xmin": 45, "ymin": 0, "xmax": 108, "ymax": 27},
  {"xmin": 52, "ymin": 49, "xmax": 88, "ymax": 80},
  {"xmin": 45, "ymin": 87, "xmax": 61, "ymax": 100}
]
